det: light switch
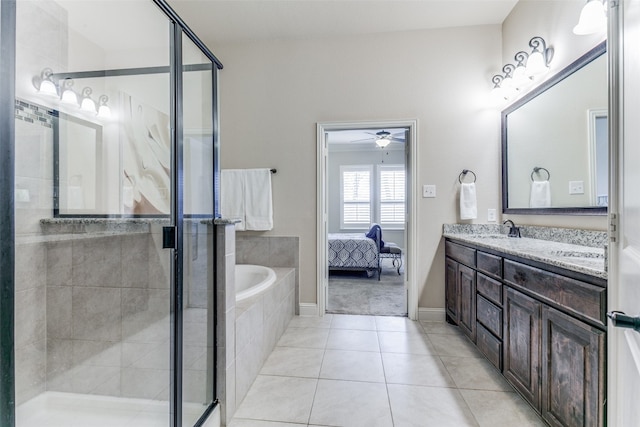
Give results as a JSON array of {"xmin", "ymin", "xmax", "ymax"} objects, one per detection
[
  {"xmin": 487, "ymin": 209, "xmax": 497, "ymax": 222},
  {"xmin": 569, "ymin": 181, "xmax": 584, "ymax": 195},
  {"xmin": 423, "ymin": 184, "xmax": 436, "ymax": 198}
]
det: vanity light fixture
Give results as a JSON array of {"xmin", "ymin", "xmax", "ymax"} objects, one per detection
[
  {"xmin": 80, "ymin": 87, "xmax": 97, "ymax": 113},
  {"xmin": 512, "ymin": 51, "xmax": 533, "ymax": 88},
  {"xmin": 60, "ymin": 78, "xmax": 78, "ymax": 106},
  {"xmin": 37, "ymin": 68, "xmax": 58, "ymax": 97},
  {"xmin": 574, "ymin": 0, "xmax": 607, "ymax": 35},
  {"xmin": 526, "ymin": 36, "xmax": 553, "ymax": 77},
  {"xmin": 97, "ymin": 95, "xmax": 112, "ymax": 119}
]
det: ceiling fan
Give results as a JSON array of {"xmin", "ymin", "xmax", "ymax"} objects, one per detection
[{"xmin": 352, "ymin": 130, "xmax": 405, "ymax": 148}]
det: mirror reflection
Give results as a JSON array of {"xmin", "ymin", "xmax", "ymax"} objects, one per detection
[{"xmin": 502, "ymin": 42, "xmax": 607, "ymax": 214}]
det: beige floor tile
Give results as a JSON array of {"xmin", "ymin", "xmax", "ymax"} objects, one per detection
[
  {"xmin": 288, "ymin": 315, "xmax": 333, "ymax": 329},
  {"xmin": 378, "ymin": 330, "xmax": 435, "ymax": 355},
  {"xmin": 260, "ymin": 347, "xmax": 324, "ymax": 378},
  {"xmin": 276, "ymin": 327, "xmax": 329, "ymax": 349},
  {"xmin": 428, "ymin": 332, "xmax": 483, "ymax": 358},
  {"xmin": 326, "ymin": 329, "xmax": 380, "ymax": 352},
  {"xmin": 309, "ymin": 379, "xmax": 393, "ymax": 427},
  {"xmin": 331, "ymin": 314, "xmax": 377, "ymax": 330},
  {"xmin": 382, "ymin": 352, "xmax": 456, "ymax": 388},
  {"xmin": 441, "ymin": 356, "xmax": 512, "ymax": 391},
  {"xmin": 233, "ymin": 375, "xmax": 317, "ymax": 424},
  {"xmin": 419, "ymin": 320, "xmax": 460, "ymax": 335},
  {"xmin": 375, "ymin": 316, "xmax": 424, "ymax": 333},
  {"xmin": 228, "ymin": 419, "xmax": 307, "ymax": 427},
  {"xmin": 320, "ymin": 349, "xmax": 385, "ymax": 382},
  {"xmin": 387, "ymin": 383, "xmax": 479, "ymax": 427},
  {"xmin": 460, "ymin": 389, "xmax": 547, "ymax": 427}
]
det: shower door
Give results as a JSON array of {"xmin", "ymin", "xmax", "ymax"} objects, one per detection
[{"xmin": 7, "ymin": 1, "xmax": 222, "ymax": 426}]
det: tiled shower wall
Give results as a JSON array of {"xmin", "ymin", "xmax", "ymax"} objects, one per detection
[{"xmin": 15, "ymin": 220, "xmax": 212, "ymax": 405}]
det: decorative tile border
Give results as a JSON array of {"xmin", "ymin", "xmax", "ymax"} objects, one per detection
[{"xmin": 15, "ymin": 99, "xmax": 55, "ymax": 128}]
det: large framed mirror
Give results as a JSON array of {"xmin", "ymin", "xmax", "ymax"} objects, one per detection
[{"xmin": 502, "ymin": 41, "xmax": 607, "ymax": 215}]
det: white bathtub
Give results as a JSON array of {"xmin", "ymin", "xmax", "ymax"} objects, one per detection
[{"xmin": 235, "ymin": 264, "xmax": 277, "ymax": 302}]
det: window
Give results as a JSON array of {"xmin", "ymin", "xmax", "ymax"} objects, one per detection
[
  {"xmin": 340, "ymin": 165, "xmax": 372, "ymax": 228},
  {"xmin": 379, "ymin": 165, "xmax": 405, "ymax": 227}
]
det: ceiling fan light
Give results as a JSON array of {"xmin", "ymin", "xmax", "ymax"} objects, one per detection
[{"xmin": 376, "ymin": 138, "xmax": 391, "ymax": 148}]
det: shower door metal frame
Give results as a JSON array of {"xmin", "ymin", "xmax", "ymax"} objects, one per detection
[
  {"xmin": 0, "ymin": 0, "xmax": 223, "ymax": 425},
  {"xmin": 0, "ymin": 0, "xmax": 17, "ymax": 426}
]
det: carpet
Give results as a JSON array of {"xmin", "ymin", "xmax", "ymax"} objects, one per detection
[{"xmin": 327, "ymin": 267, "xmax": 406, "ymax": 316}]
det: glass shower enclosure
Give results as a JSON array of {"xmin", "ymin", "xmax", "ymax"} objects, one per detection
[{"xmin": 1, "ymin": 0, "xmax": 222, "ymax": 425}]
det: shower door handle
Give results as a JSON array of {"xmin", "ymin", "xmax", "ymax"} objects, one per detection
[{"xmin": 162, "ymin": 226, "xmax": 176, "ymax": 249}]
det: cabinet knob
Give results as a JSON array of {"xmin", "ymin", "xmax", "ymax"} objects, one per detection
[{"xmin": 607, "ymin": 311, "xmax": 640, "ymax": 332}]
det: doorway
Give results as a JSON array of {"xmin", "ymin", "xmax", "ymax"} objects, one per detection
[{"xmin": 316, "ymin": 120, "xmax": 418, "ymax": 319}]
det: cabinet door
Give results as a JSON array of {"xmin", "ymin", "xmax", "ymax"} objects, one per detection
[
  {"xmin": 445, "ymin": 257, "xmax": 459, "ymax": 324},
  {"xmin": 458, "ymin": 263, "xmax": 476, "ymax": 341},
  {"xmin": 541, "ymin": 307, "xmax": 605, "ymax": 427},
  {"xmin": 504, "ymin": 286, "xmax": 541, "ymax": 410}
]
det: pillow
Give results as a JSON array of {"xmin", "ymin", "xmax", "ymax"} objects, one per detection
[{"xmin": 365, "ymin": 224, "xmax": 384, "ymax": 248}]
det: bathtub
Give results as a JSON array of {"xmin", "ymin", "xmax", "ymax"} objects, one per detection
[{"xmin": 235, "ymin": 264, "xmax": 277, "ymax": 302}]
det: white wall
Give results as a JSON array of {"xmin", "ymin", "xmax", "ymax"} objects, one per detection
[
  {"xmin": 214, "ymin": 25, "xmax": 503, "ymax": 308},
  {"xmin": 501, "ymin": 0, "xmax": 608, "ymax": 229}
]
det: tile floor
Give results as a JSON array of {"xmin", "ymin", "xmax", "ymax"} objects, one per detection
[{"xmin": 229, "ymin": 314, "xmax": 546, "ymax": 427}]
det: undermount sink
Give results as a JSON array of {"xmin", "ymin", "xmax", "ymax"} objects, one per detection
[{"xmin": 472, "ymin": 234, "xmax": 509, "ymax": 239}]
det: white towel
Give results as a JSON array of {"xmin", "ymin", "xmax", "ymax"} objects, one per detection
[
  {"xmin": 221, "ymin": 169, "xmax": 246, "ymax": 231},
  {"xmin": 530, "ymin": 180, "xmax": 551, "ymax": 208},
  {"xmin": 460, "ymin": 182, "xmax": 477, "ymax": 220},
  {"xmin": 244, "ymin": 168, "xmax": 273, "ymax": 231}
]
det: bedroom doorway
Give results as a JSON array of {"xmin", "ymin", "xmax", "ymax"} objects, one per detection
[{"xmin": 316, "ymin": 120, "xmax": 418, "ymax": 319}]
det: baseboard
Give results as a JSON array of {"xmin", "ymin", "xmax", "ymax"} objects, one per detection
[
  {"xmin": 299, "ymin": 303, "xmax": 319, "ymax": 317},
  {"xmin": 418, "ymin": 307, "xmax": 446, "ymax": 322}
]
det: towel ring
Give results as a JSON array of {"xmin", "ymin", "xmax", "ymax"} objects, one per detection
[
  {"xmin": 458, "ymin": 169, "xmax": 477, "ymax": 184},
  {"xmin": 531, "ymin": 167, "xmax": 550, "ymax": 182}
]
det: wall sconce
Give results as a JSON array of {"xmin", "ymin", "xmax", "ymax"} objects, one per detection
[
  {"xmin": 574, "ymin": 0, "xmax": 607, "ymax": 35},
  {"xmin": 60, "ymin": 78, "xmax": 78, "ymax": 106},
  {"xmin": 490, "ymin": 36, "xmax": 553, "ymax": 103},
  {"xmin": 526, "ymin": 37, "xmax": 553, "ymax": 77},
  {"xmin": 80, "ymin": 87, "xmax": 97, "ymax": 113},
  {"xmin": 37, "ymin": 68, "xmax": 58, "ymax": 97},
  {"xmin": 97, "ymin": 95, "xmax": 111, "ymax": 119}
]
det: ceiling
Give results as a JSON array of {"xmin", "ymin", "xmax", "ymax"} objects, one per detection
[{"xmin": 167, "ymin": 0, "xmax": 519, "ymax": 46}]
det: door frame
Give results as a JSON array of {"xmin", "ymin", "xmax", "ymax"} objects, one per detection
[{"xmin": 316, "ymin": 119, "xmax": 418, "ymax": 319}]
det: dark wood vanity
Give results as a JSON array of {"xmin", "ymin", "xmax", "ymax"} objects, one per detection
[{"xmin": 445, "ymin": 238, "xmax": 606, "ymax": 427}]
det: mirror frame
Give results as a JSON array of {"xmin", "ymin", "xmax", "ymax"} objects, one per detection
[{"xmin": 501, "ymin": 41, "xmax": 607, "ymax": 215}]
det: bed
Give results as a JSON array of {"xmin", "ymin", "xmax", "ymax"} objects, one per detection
[{"xmin": 328, "ymin": 226, "xmax": 382, "ymax": 279}]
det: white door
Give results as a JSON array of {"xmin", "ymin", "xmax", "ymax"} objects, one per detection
[{"xmin": 609, "ymin": 0, "xmax": 640, "ymax": 425}]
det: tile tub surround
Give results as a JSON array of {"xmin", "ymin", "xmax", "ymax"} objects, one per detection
[
  {"xmin": 235, "ymin": 235, "xmax": 299, "ymax": 314},
  {"xmin": 216, "ymin": 219, "xmax": 297, "ymax": 426},
  {"xmin": 443, "ymin": 224, "xmax": 607, "ymax": 279}
]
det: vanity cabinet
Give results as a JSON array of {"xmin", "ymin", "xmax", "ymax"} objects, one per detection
[
  {"xmin": 445, "ymin": 241, "xmax": 476, "ymax": 341},
  {"xmin": 444, "ymin": 238, "xmax": 606, "ymax": 427}
]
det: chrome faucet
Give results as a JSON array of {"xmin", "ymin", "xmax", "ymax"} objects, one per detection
[{"xmin": 503, "ymin": 219, "xmax": 521, "ymax": 238}]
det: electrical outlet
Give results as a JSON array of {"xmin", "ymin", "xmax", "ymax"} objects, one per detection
[
  {"xmin": 423, "ymin": 184, "xmax": 436, "ymax": 198},
  {"xmin": 487, "ymin": 209, "xmax": 497, "ymax": 222},
  {"xmin": 569, "ymin": 180, "xmax": 584, "ymax": 195}
]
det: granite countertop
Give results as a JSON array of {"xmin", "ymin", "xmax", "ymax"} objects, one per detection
[{"xmin": 443, "ymin": 224, "xmax": 607, "ymax": 280}]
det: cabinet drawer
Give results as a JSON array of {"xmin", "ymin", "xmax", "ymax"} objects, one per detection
[
  {"xmin": 504, "ymin": 259, "xmax": 606, "ymax": 327},
  {"xmin": 477, "ymin": 294, "xmax": 502, "ymax": 338},
  {"xmin": 476, "ymin": 322, "xmax": 502, "ymax": 370},
  {"xmin": 477, "ymin": 273, "xmax": 502, "ymax": 305},
  {"xmin": 477, "ymin": 251, "xmax": 502, "ymax": 279},
  {"xmin": 445, "ymin": 240, "xmax": 476, "ymax": 267}
]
